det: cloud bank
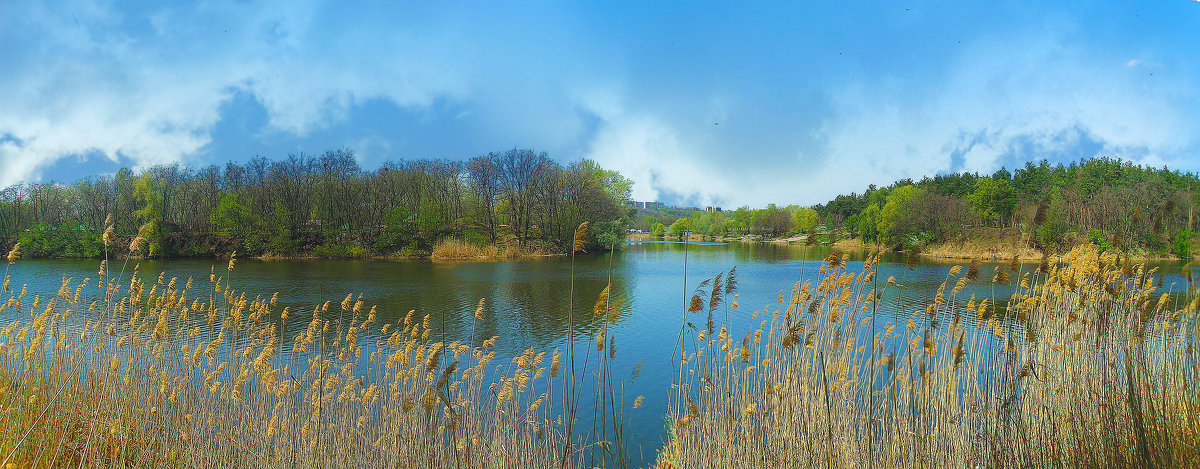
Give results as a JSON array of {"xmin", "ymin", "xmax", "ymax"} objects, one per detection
[{"xmin": 1, "ymin": 1, "xmax": 1197, "ymax": 207}]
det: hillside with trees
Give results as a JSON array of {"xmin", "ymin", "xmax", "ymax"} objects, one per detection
[
  {"xmin": 0, "ymin": 148, "xmax": 633, "ymax": 258},
  {"xmin": 631, "ymin": 157, "xmax": 1198, "ymax": 259},
  {"xmin": 818, "ymin": 157, "xmax": 1199, "ymax": 258}
]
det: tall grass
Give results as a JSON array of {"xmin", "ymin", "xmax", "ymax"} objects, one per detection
[
  {"xmin": 430, "ymin": 238, "xmax": 500, "ymax": 260},
  {"xmin": 656, "ymin": 244, "xmax": 1200, "ymax": 467},
  {"xmin": 429, "ymin": 238, "xmax": 546, "ymax": 261},
  {"xmin": 0, "ymin": 243, "xmax": 579, "ymax": 467},
  {"xmin": 1, "ymin": 235, "xmax": 1197, "ymax": 468}
]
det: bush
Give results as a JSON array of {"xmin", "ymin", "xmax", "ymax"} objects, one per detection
[
  {"xmin": 313, "ymin": 243, "xmax": 369, "ymax": 258},
  {"xmin": 1173, "ymin": 230, "xmax": 1194, "ymax": 259},
  {"xmin": 1085, "ymin": 228, "xmax": 1113, "ymax": 252},
  {"xmin": 1034, "ymin": 222, "xmax": 1068, "ymax": 251},
  {"xmin": 461, "ymin": 229, "xmax": 489, "ymax": 247},
  {"xmin": 17, "ymin": 223, "xmax": 103, "ymax": 258}
]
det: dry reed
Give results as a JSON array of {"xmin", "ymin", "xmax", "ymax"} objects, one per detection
[
  {"xmin": 2, "ymin": 237, "xmax": 1197, "ymax": 468},
  {"xmin": 0, "ymin": 243, "xmax": 582, "ymax": 468},
  {"xmin": 656, "ymin": 244, "xmax": 1200, "ymax": 468}
]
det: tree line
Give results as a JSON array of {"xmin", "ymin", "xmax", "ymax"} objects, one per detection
[
  {"xmin": 631, "ymin": 157, "xmax": 1199, "ymax": 258},
  {"xmin": 820, "ymin": 157, "xmax": 1199, "ymax": 256},
  {"xmin": 630, "ymin": 205, "xmax": 818, "ymax": 240},
  {"xmin": 0, "ymin": 148, "xmax": 633, "ymax": 258}
]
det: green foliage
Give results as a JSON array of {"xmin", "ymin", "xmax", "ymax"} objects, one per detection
[
  {"xmin": 377, "ymin": 207, "xmax": 418, "ymax": 252},
  {"xmin": 210, "ymin": 192, "xmax": 253, "ymax": 238},
  {"xmin": 263, "ymin": 203, "xmax": 295, "ymax": 255},
  {"xmin": 313, "ymin": 243, "xmax": 369, "ymax": 258},
  {"xmin": 133, "ymin": 173, "xmax": 165, "ymax": 257},
  {"xmin": 461, "ymin": 229, "xmax": 490, "ymax": 247},
  {"xmin": 1085, "ymin": 229, "xmax": 1113, "ymax": 252},
  {"xmin": 399, "ymin": 240, "xmax": 421, "ymax": 257},
  {"xmin": 1173, "ymin": 230, "xmax": 1194, "ymax": 259},
  {"xmin": 793, "ymin": 208, "xmax": 819, "ymax": 233},
  {"xmin": 668, "ymin": 218, "xmax": 691, "ymax": 237},
  {"xmin": 902, "ymin": 231, "xmax": 933, "ymax": 250},
  {"xmin": 589, "ymin": 219, "xmax": 627, "ymax": 251},
  {"xmin": 650, "ymin": 222, "xmax": 666, "ymax": 238},
  {"xmin": 0, "ymin": 148, "xmax": 633, "ymax": 259},
  {"xmin": 17, "ymin": 223, "xmax": 103, "ymax": 258},
  {"xmin": 576, "ymin": 159, "xmax": 634, "ymax": 203},
  {"xmin": 797, "ymin": 157, "xmax": 1200, "ymax": 254},
  {"xmin": 855, "ymin": 204, "xmax": 881, "ymax": 243},
  {"xmin": 751, "ymin": 204, "xmax": 794, "ymax": 238},
  {"xmin": 966, "ymin": 177, "xmax": 1014, "ymax": 224},
  {"xmin": 1033, "ymin": 194, "xmax": 1070, "ymax": 250},
  {"xmin": 877, "ymin": 185, "xmax": 923, "ymax": 248}
]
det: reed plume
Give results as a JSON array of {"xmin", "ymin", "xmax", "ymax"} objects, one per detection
[{"xmin": 573, "ymin": 222, "xmax": 589, "ymax": 253}]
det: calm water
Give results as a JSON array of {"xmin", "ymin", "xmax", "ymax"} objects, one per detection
[{"xmin": 2, "ymin": 241, "xmax": 1190, "ymax": 466}]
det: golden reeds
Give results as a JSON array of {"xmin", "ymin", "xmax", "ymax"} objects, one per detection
[
  {"xmin": 656, "ymin": 243, "xmax": 1200, "ymax": 468},
  {"xmin": 0, "ymin": 250, "xmax": 582, "ymax": 468},
  {"xmin": 2, "ymin": 233, "xmax": 1196, "ymax": 468}
]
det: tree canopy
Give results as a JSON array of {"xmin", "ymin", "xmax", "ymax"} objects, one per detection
[{"xmin": 0, "ymin": 148, "xmax": 633, "ymax": 258}]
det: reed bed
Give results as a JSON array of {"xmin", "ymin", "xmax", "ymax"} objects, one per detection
[
  {"xmin": 430, "ymin": 238, "xmax": 501, "ymax": 260},
  {"xmin": 1, "ymin": 232, "xmax": 1197, "ymax": 468},
  {"xmin": 656, "ymin": 244, "xmax": 1200, "ymax": 468},
  {"xmin": 0, "ymin": 245, "xmax": 578, "ymax": 468},
  {"xmin": 429, "ymin": 238, "xmax": 546, "ymax": 261}
]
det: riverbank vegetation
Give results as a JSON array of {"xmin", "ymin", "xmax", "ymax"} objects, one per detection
[
  {"xmin": 820, "ymin": 157, "xmax": 1200, "ymax": 259},
  {"xmin": 1, "ymin": 231, "xmax": 1196, "ymax": 467},
  {"xmin": 632, "ymin": 158, "xmax": 1200, "ymax": 259},
  {"xmin": 0, "ymin": 148, "xmax": 632, "ymax": 259}
]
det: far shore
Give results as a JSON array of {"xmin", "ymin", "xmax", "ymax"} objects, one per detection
[{"xmin": 627, "ymin": 232, "xmax": 1192, "ymax": 263}]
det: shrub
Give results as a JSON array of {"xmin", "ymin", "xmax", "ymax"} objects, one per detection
[{"xmin": 1173, "ymin": 230, "xmax": 1194, "ymax": 259}]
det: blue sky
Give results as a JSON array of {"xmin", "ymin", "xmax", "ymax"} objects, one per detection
[{"xmin": 2, "ymin": 1, "xmax": 1198, "ymax": 207}]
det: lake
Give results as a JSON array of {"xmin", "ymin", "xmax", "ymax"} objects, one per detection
[{"xmin": 2, "ymin": 240, "xmax": 1191, "ymax": 467}]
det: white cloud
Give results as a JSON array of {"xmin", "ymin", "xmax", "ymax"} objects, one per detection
[
  {"xmin": 794, "ymin": 31, "xmax": 1199, "ymax": 205},
  {"xmin": 2, "ymin": 0, "xmax": 1197, "ymax": 209},
  {"xmin": 584, "ymin": 113, "xmax": 731, "ymax": 205},
  {"xmin": 582, "ymin": 27, "xmax": 1199, "ymax": 208},
  {"xmin": 0, "ymin": 0, "xmax": 591, "ymax": 186}
]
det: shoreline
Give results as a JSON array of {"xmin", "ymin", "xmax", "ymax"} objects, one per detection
[
  {"xmin": 10, "ymin": 236, "xmax": 1189, "ymax": 263},
  {"xmin": 831, "ymin": 237, "xmax": 1187, "ymax": 263}
]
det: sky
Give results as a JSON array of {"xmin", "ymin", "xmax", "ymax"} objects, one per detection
[{"xmin": 2, "ymin": 1, "xmax": 1199, "ymax": 208}]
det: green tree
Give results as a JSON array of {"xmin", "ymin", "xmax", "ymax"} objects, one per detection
[
  {"xmin": 877, "ymin": 185, "xmax": 923, "ymax": 247},
  {"xmin": 210, "ymin": 192, "xmax": 253, "ymax": 238},
  {"xmin": 133, "ymin": 173, "xmax": 165, "ymax": 256},
  {"xmin": 752, "ymin": 204, "xmax": 794, "ymax": 238},
  {"xmin": 856, "ymin": 203, "xmax": 881, "ymax": 243},
  {"xmin": 668, "ymin": 218, "xmax": 691, "ymax": 238},
  {"xmin": 1032, "ymin": 192, "xmax": 1069, "ymax": 250},
  {"xmin": 650, "ymin": 222, "xmax": 666, "ymax": 238},
  {"xmin": 793, "ymin": 208, "xmax": 819, "ymax": 233},
  {"xmin": 966, "ymin": 177, "xmax": 1014, "ymax": 226}
]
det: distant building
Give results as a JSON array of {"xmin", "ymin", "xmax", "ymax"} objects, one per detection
[
  {"xmin": 629, "ymin": 201, "xmax": 662, "ymax": 209},
  {"xmin": 705, "ymin": 206, "xmax": 722, "ymax": 213}
]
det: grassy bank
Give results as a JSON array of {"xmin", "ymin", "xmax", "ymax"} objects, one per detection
[{"xmin": 1, "ymin": 240, "xmax": 1197, "ymax": 467}]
